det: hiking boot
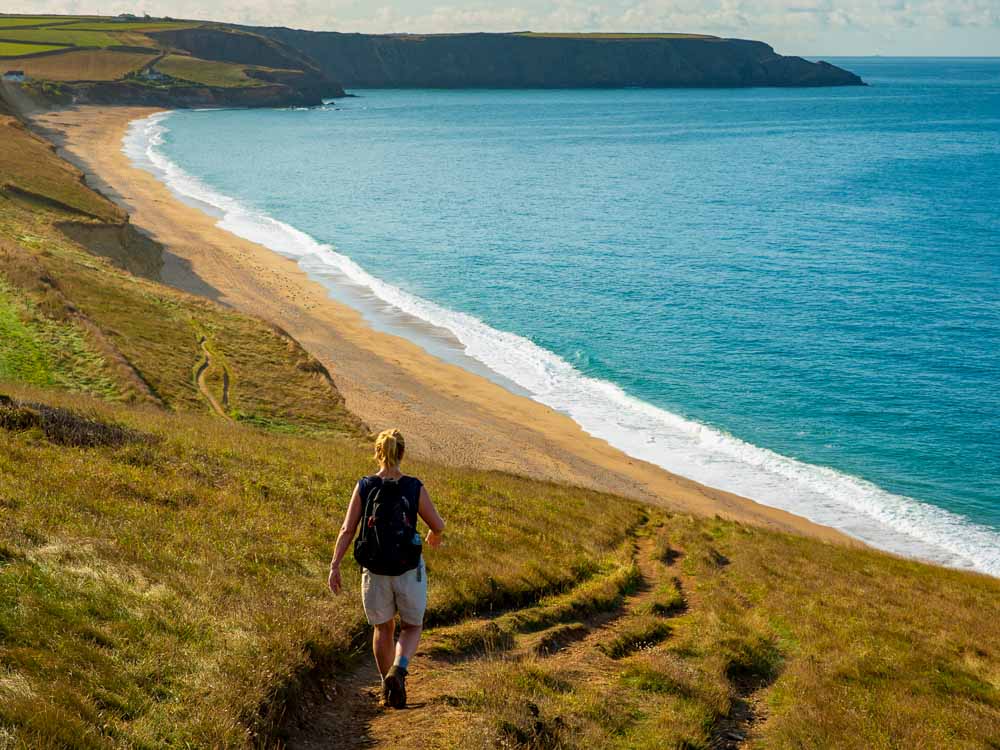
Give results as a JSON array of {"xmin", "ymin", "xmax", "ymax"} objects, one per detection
[
  {"xmin": 384, "ymin": 665, "xmax": 408, "ymax": 709},
  {"xmin": 379, "ymin": 676, "xmax": 390, "ymax": 707}
]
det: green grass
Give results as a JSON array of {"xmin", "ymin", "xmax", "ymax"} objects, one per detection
[
  {"xmin": 0, "ymin": 277, "xmax": 119, "ymax": 396},
  {"xmin": 0, "ymin": 16, "xmax": 90, "ymax": 28},
  {"xmin": 0, "ymin": 41, "xmax": 67, "ymax": 56},
  {"xmin": 154, "ymin": 54, "xmax": 263, "ymax": 88},
  {"xmin": 0, "ymin": 279, "xmax": 52, "ymax": 385},
  {"xmin": 0, "ymin": 28, "xmax": 135, "ymax": 48}
]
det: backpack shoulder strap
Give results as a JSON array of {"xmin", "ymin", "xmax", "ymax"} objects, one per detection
[
  {"xmin": 401, "ymin": 476, "xmax": 422, "ymax": 526},
  {"xmin": 357, "ymin": 476, "xmax": 381, "ymax": 531}
]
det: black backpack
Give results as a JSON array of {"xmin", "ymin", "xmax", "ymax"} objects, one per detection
[{"xmin": 353, "ymin": 476, "xmax": 422, "ymax": 576}]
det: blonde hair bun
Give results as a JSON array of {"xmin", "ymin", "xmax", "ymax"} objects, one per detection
[{"xmin": 374, "ymin": 428, "xmax": 405, "ymax": 467}]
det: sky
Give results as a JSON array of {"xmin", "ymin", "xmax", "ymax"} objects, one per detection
[{"xmin": 9, "ymin": 0, "xmax": 1000, "ymax": 56}]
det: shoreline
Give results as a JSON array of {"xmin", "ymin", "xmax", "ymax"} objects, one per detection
[{"xmin": 31, "ymin": 104, "xmax": 859, "ymax": 548}]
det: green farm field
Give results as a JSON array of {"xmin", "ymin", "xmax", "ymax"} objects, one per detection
[
  {"xmin": 0, "ymin": 28, "xmax": 151, "ymax": 48},
  {"xmin": 0, "ymin": 16, "xmax": 96, "ymax": 28},
  {"xmin": 0, "ymin": 41, "xmax": 66, "ymax": 57},
  {"xmin": 154, "ymin": 54, "xmax": 265, "ymax": 88}
]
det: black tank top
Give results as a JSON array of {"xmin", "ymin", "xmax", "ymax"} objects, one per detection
[{"xmin": 358, "ymin": 474, "xmax": 423, "ymax": 526}]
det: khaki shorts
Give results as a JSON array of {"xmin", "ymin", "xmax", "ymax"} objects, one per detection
[{"xmin": 361, "ymin": 558, "xmax": 427, "ymax": 626}]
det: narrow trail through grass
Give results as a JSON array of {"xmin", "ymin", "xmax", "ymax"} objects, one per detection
[
  {"xmin": 286, "ymin": 514, "xmax": 733, "ymax": 749},
  {"xmin": 195, "ymin": 336, "xmax": 230, "ymax": 419}
]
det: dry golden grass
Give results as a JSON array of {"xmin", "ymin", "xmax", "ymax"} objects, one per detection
[
  {"xmin": 8, "ymin": 48, "xmax": 156, "ymax": 81},
  {"xmin": 338, "ymin": 517, "xmax": 999, "ymax": 750},
  {"xmin": 0, "ymin": 383, "xmax": 643, "ymax": 747}
]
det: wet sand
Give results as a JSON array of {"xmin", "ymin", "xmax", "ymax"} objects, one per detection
[{"xmin": 31, "ymin": 105, "xmax": 856, "ymax": 546}]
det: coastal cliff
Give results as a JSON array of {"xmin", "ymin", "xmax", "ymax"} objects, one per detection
[
  {"xmin": 252, "ymin": 30, "xmax": 864, "ymax": 89},
  {"xmin": 148, "ymin": 26, "xmax": 344, "ymax": 100}
]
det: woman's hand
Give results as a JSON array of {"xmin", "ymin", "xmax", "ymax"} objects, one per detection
[
  {"xmin": 426, "ymin": 530, "xmax": 444, "ymax": 549},
  {"xmin": 328, "ymin": 563, "xmax": 342, "ymax": 594}
]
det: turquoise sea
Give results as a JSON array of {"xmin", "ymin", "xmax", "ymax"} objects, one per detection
[{"xmin": 125, "ymin": 58, "xmax": 1000, "ymax": 575}]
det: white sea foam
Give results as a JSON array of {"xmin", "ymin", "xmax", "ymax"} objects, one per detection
[{"xmin": 124, "ymin": 111, "xmax": 1000, "ymax": 578}]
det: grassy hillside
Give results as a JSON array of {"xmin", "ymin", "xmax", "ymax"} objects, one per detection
[
  {"xmin": 0, "ymin": 113, "xmax": 363, "ymax": 433},
  {"xmin": 0, "ymin": 385, "xmax": 644, "ymax": 747},
  {"xmin": 1, "ymin": 385, "xmax": 997, "ymax": 749}
]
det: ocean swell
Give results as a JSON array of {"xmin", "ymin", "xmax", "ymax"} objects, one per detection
[{"xmin": 124, "ymin": 110, "xmax": 1000, "ymax": 578}]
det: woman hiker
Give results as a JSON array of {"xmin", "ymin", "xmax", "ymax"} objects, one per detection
[{"xmin": 328, "ymin": 428, "xmax": 446, "ymax": 709}]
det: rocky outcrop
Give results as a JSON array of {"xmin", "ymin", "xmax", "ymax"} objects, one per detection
[{"xmin": 251, "ymin": 30, "xmax": 863, "ymax": 89}]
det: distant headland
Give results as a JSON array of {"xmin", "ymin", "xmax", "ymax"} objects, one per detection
[
  {"xmin": 252, "ymin": 29, "xmax": 865, "ymax": 90},
  {"xmin": 0, "ymin": 14, "xmax": 863, "ymax": 110}
]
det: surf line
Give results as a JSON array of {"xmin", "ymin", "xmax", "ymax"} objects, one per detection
[{"xmin": 122, "ymin": 110, "xmax": 1000, "ymax": 578}]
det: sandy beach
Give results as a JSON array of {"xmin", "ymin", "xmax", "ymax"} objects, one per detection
[{"xmin": 30, "ymin": 104, "xmax": 855, "ymax": 546}]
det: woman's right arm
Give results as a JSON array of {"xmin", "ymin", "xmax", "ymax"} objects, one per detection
[
  {"xmin": 328, "ymin": 483, "xmax": 362, "ymax": 594},
  {"xmin": 418, "ymin": 485, "xmax": 446, "ymax": 548}
]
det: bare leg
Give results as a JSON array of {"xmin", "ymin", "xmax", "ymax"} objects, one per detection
[
  {"xmin": 395, "ymin": 621, "xmax": 423, "ymax": 663},
  {"xmin": 373, "ymin": 620, "xmax": 396, "ymax": 678}
]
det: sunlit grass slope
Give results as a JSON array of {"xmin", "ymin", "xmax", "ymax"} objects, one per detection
[
  {"xmin": 0, "ymin": 385, "xmax": 643, "ymax": 747},
  {"xmin": 2, "ymin": 386, "xmax": 997, "ymax": 749}
]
